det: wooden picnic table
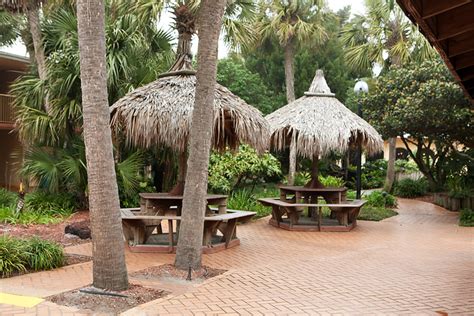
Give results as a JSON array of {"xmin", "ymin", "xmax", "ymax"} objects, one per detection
[
  {"xmin": 278, "ymin": 186, "xmax": 348, "ymax": 204},
  {"xmin": 139, "ymin": 193, "xmax": 228, "ymax": 215}
]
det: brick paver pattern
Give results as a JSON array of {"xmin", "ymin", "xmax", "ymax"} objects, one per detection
[{"xmin": 0, "ymin": 198, "xmax": 473, "ymax": 315}]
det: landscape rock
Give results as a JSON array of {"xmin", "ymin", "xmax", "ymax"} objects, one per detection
[{"xmin": 65, "ymin": 221, "xmax": 91, "ymax": 239}]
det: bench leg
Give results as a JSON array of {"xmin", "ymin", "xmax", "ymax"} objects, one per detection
[
  {"xmin": 221, "ymin": 219, "xmax": 237, "ymax": 248},
  {"xmin": 203, "ymin": 221, "xmax": 220, "ymax": 247},
  {"xmin": 168, "ymin": 219, "xmax": 174, "ymax": 251},
  {"xmin": 285, "ymin": 207, "xmax": 300, "ymax": 226}
]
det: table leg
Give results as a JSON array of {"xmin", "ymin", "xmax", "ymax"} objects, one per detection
[
  {"xmin": 168, "ymin": 220, "xmax": 174, "ymax": 251},
  {"xmin": 318, "ymin": 207, "xmax": 322, "ymax": 231},
  {"xmin": 221, "ymin": 219, "xmax": 237, "ymax": 248},
  {"xmin": 203, "ymin": 221, "xmax": 220, "ymax": 247}
]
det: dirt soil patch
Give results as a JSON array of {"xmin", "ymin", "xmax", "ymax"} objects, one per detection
[
  {"xmin": 48, "ymin": 284, "xmax": 167, "ymax": 314},
  {"xmin": 0, "ymin": 210, "xmax": 90, "ymax": 247},
  {"xmin": 131, "ymin": 263, "xmax": 227, "ymax": 282}
]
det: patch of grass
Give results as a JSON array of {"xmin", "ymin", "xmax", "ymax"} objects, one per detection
[
  {"xmin": 0, "ymin": 235, "xmax": 64, "ymax": 277},
  {"xmin": 0, "ymin": 206, "xmax": 67, "ymax": 225},
  {"xmin": 357, "ymin": 205, "xmax": 398, "ymax": 221},
  {"xmin": 24, "ymin": 237, "xmax": 65, "ymax": 271},
  {"xmin": 24, "ymin": 191, "xmax": 76, "ymax": 216},
  {"xmin": 459, "ymin": 209, "xmax": 474, "ymax": 227}
]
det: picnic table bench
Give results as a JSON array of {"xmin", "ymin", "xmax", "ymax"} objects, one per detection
[
  {"xmin": 258, "ymin": 197, "xmax": 366, "ymax": 231},
  {"xmin": 121, "ymin": 207, "xmax": 255, "ymax": 253}
]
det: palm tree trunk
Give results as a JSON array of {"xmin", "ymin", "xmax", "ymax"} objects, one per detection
[
  {"xmin": 77, "ymin": 0, "xmax": 128, "ymax": 291},
  {"xmin": 288, "ymin": 136, "xmax": 296, "ymax": 185},
  {"xmin": 175, "ymin": 0, "xmax": 226, "ymax": 270},
  {"xmin": 384, "ymin": 137, "xmax": 396, "ymax": 192},
  {"xmin": 283, "ymin": 38, "xmax": 296, "ymax": 103},
  {"xmin": 25, "ymin": 6, "xmax": 50, "ymax": 114}
]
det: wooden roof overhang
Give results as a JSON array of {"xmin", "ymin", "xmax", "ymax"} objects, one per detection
[{"xmin": 397, "ymin": 0, "xmax": 474, "ymax": 103}]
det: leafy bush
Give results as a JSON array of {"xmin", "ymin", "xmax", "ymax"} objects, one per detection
[
  {"xmin": 361, "ymin": 159, "xmax": 387, "ymax": 189},
  {"xmin": 0, "ymin": 236, "xmax": 64, "ymax": 277},
  {"xmin": 395, "ymin": 159, "xmax": 419, "ymax": 174},
  {"xmin": 293, "ymin": 172, "xmax": 311, "ymax": 186},
  {"xmin": 24, "ymin": 237, "xmax": 64, "ymax": 271},
  {"xmin": 24, "ymin": 191, "xmax": 76, "ymax": 216},
  {"xmin": 366, "ymin": 191, "xmax": 397, "ymax": 208},
  {"xmin": 447, "ymin": 176, "xmax": 473, "ymax": 199},
  {"xmin": 119, "ymin": 179, "xmax": 156, "ymax": 208},
  {"xmin": 319, "ymin": 175, "xmax": 345, "ymax": 187},
  {"xmin": 227, "ymin": 186, "xmax": 280, "ymax": 218},
  {"xmin": 0, "ymin": 236, "xmax": 28, "ymax": 277},
  {"xmin": 394, "ymin": 178, "xmax": 428, "ymax": 197},
  {"xmin": 0, "ymin": 189, "xmax": 17, "ymax": 208},
  {"xmin": 208, "ymin": 145, "xmax": 282, "ymax": 193},
  {"xmin": 459, "ymin": 209, "xmax": 474, "ymax": 227}
]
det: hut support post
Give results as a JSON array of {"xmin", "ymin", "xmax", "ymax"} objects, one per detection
[
  {"xmin": 306, "ymin": 155, "xmax": 323, "ymax": 188},
  {"xmin": 170, "ymin": 151, "xmax": 187, "ymax": 195}
]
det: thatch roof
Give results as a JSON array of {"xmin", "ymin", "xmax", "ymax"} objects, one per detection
[
  {"xmin": 266, "ymin": 70, "xmax": 383, "ymax": 158},
  {"xmin": 110, "ymin": 72, "xmax": 269, "ymax": 153}
]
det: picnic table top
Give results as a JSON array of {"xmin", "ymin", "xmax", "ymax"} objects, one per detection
[
  {"xmin": 139, "ymin": 193, "xmax": 228, "ymax": 200},
  {"xmin": 121, "ymin": 208, "xmax": 255, "ymax": 221},
  {"xmin": 278, "ymin": 186, "xmax": 347, "ymax": 192},
  {"xmin": 258, "ymin": 197, "xmax": 365, "ymax": 208}
]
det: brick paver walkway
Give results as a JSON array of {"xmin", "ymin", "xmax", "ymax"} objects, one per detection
[{"xmin": 1, "ymin": 198, "xmax": 473, "ymax": 315}]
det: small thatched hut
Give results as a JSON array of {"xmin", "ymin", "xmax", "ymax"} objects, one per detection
[
  {"xmin": 266, "ymin": 69, "xmax": 383, "ymax": 187},
  {"xmin": 110, "ymin": 57, "xmax": 269, "ymax": 193}
]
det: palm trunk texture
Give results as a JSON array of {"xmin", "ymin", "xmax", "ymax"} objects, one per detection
[
  {"xmin": 175, "ymin": 0, "xmax": 227, "ymax": 270},
  {"xmin": 76, "ymin": 0, "xmax": 128, "ymax": 290},
  {"xmin": 26, "ymin": 6, "xmax": 50, "ymax": 114},
  {"xmin": 384, "ymin": 137, "xmax": 397, "ymax": 192},
  {"xmin": 284, "ymin": 38, "xmax": 296, "ymax": 185}
]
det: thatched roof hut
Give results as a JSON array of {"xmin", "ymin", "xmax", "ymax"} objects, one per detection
[
  {"xmin": 110, "ymin": 72, "xmax": 269, "ymax": 153},
  {"xmin": 266, "ymin": 69, "xmax": 383, "ymax": 187}
]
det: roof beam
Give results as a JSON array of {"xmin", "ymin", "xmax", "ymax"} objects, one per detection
[
  {"xmin": 463, "ymin": 79, "xmax": 474, "ymax": 90},
  {"xmin": 421, "ymin": 0, "xmax": 471, "ymax": 19},
  {"xmin": 453, "ymin": 52, "xmax": 474, "ymax": 70},
  {"xmin": 447, "ymin": 31, "xmax": 474, "ymax": 57},
  {"xmin": 436, "ymin": 2, "xmax": 474, "ymax": 41}
]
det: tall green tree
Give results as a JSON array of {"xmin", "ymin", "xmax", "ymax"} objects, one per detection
[
  {"xmin": 255, "ymin": 0, "xmax": 328, "ymax": 185},
  {"xmin": 175, "ymin": 0, "xmax": 227, "ymax": 270},
  {"xmin": 362, "ymin": 60, "xmax": 473, "ymax": 190},
  {"xmin": 341, "ymin": 0, "xmax": 435, "ymax": 192},
  {"xmin": 76, "ymin": 0, "xmax": 128, "ymax": 290}
]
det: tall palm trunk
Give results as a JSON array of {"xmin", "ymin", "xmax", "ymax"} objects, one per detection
[
  {"xmin": 175, "ymin": 0, "xmax": 226, "ymax": 270},
  {"xmin": 384, "ymin": 137, "xmax": 396, "ymax": 192},
  {"xmin": 77, "ymin": 0, "xmax": 128, "ymax": 290},
  {"xmin": 284, "ymin": 38, "xmax": 297, "ymax": 185},
  {"xmin": 25, "ymin": 5, "xmax": 50, "ymax": 114}
]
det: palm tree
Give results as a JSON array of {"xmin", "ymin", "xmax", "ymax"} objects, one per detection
[
  {"xmin": 341, "ymin": 0, "xmax": 434, "ymax": 192},
  {"xmin": 256, "ymin": 0, "xmax": 328, "ymax": 185},
  {"xmin": 174, "ymin": 0, "xmax": 227, "ymax": 270},
  {"xmin": 1, "ymin": 0, "xmax": 50, "ymax": 113},
  {"xmin": 76, "ymin": 0, "xmax": 128, "ymax": 290}
]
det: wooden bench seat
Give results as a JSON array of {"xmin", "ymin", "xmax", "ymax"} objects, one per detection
[
  {"xmin": 120, "ymin": 208, "xmax": 256, "ymax": 250},
  {"xmin": 258, "ymin": 198, "xmax": 366, "ymax": 230}
]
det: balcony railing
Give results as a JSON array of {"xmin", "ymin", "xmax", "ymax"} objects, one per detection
[{"xmin": 0, "ymin": 94, "xmax": 14, "ymax": 125}]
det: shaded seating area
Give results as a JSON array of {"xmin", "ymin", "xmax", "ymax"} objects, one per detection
[{"xmin": 120, "ymin": 193, "xmax": 255, "ymax": 253}]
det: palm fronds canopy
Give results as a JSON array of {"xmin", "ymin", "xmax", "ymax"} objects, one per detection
[
  {"xmin": 266, "ymin": 70, "xmax": 383, "ymax": 158},
  {"xmin": 110, "ymin": 73, "xmax": 269, "ymax": 153}
]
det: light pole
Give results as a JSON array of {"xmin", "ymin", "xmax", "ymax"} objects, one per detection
[{"xmin": 353, "ymin": 80, "xmax": 368, "ymax": 199}]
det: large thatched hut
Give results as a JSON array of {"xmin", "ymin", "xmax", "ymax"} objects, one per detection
[
  {"xmin": 110, "ymin": 56, "xmax": 269, "ymax": 193},
  {"xmin": 266, "ymin": 69, "xmax": 383, "ymax": 187}
]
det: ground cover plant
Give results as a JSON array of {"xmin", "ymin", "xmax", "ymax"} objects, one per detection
[
  {"xmin": 0, "ymin": 191, "xmax": 76, "ymax": 225},
  {"xmin": 0, "ymin": 235, "xmax": 65, "ymax": 277},
  {"xmin": 459, "ymin": 209, "xmax": 474, "ymax": 227}
]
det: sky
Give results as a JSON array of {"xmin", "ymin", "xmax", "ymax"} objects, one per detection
[{"xmin": 0, "ymin": 0, "xmax": 366, "ymax": 58}]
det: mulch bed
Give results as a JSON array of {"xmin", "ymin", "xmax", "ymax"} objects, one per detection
[
  {"xmin": 48, "ymin": 284, "xmax": 167, "ymax": 314},
  {"xmin": 131, "ymin": 263, "xmax": 227, "ymax": 282},
  {"xmin": 0, "ymin": 210, "xmax": 91, "ymax": 247}
]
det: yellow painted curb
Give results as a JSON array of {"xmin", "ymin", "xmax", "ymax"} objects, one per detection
[{"xmin": 0, "ymin": 292, "xmax": 44, "ymax": 308}]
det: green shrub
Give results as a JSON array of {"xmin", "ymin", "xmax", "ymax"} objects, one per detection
[
  {"xmin": 459, "ymin": 209, "xmax": 474, "ymax": 227},
  {"xmin": 366, "ymin": 191, "xmax": 397, "ymax": 207},
  {"xmin": 0, "ymin": 236, "xmax": 64, "ymax": 277},
  {"xmin": 227, "ymin": 186, "xmax": 279, "ymax": 218},
  {"xmin": 319, "ymin": 175, "xmax": 345, "ymax": 187},
  {"xmin": 362, "ymin": 159, "xmax": 387, "ymax": 189},
  {"xmin": 119, "ymin": 179, "xmax": 156, "ymax": 208},
  {"xmin": 395, "ymin": 160, "xmax": 419, "ymax": 174},
  {"xmin": 0, "ymin": 207, "xmax": 66, "ymax": 225},
  {"xmin": 24, "ymin": 191, "xmax": 76, "ymax": 216},
  {"xmin": 0, "ymin": 236, "xmax": 28, "ymax": 277},
  {"xmin": 394, "ymin": 178, "xmax": 427, "ymax": 197},
  {"xmin": 24, "ymin": 237, "xmax": 64, "ymax": 271},
  {"xmin": 209, "ymin": 145, "xmax": 282, "ymax": 193},
  {"xmin": 0, "ymin": 189, "xmax": 17, "ymax": 208},
  {"xmin": 293, "ymin": 172, "xmax": 311, "ymax": 186}
]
